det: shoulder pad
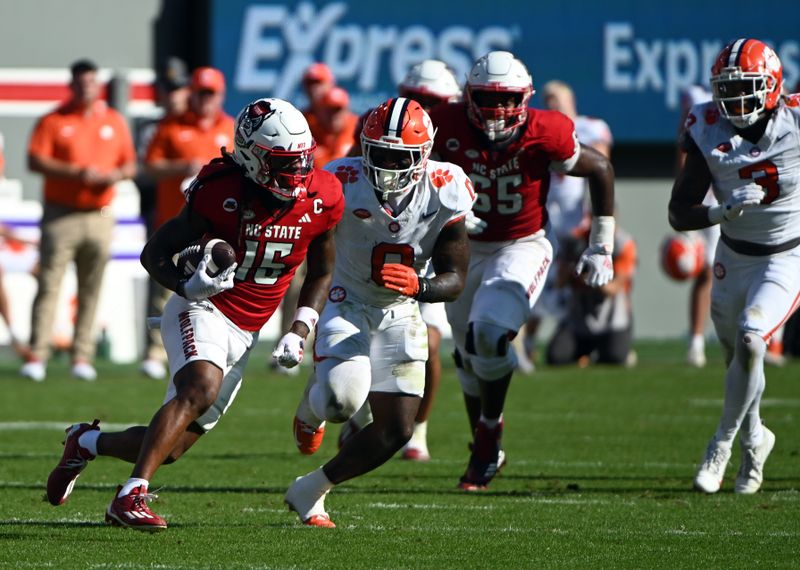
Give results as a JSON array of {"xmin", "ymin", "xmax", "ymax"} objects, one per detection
[{"xmin": 427, "ymin": 161, "xmax": 475, "ymax": 213}]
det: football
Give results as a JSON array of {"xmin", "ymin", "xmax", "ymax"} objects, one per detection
[
  {"xmin": 660, "ymin": 233, "xmax": 705, "ymax": 281},
  {"xmin": 176, "ymin": 238, "xmax": 237, "ymax": 278}
]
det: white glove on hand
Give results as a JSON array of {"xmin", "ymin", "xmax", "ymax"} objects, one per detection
[
  {"xmin": 575, "ymin": 245, "xmax": 614, "ymax": 287},
  {"xmin": 464, "ymin": 210, "xmax": 487, "ymax": 235},
  {"xmin": 575, "ymin": 216, "xmax": 615, "ymax": 288},
  {"xmin": 181, "ymin": 255, "xmax": 237, "ymax": 301},
  {"xmin": 710, "ymin": 183, "xmax": 765, "ymax": 223},
  {"xmin": 272, "ymin": 332, "xmax": 304, "ymax": 368}
]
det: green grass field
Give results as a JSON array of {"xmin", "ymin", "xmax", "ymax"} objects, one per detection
[{"xmin": 1, "ymin": 341, "xmax": 798, "ymax": 569}]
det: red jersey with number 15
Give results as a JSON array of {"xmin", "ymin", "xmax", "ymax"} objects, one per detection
[
  {"xmin": 187, "ymin": 157, "xmax": 344, "ymax": 331},
  {"xmin": 430, "ymin": 102, "xmax": 578, "ymax": 241}
]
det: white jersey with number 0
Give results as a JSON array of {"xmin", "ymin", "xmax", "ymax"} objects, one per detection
[{"xmin": 323, "ymin": 157, "xmax": 475, "ymax": 307}]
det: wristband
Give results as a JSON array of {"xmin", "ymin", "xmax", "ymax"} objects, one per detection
[
  {"xmin": 176, "ymin": 279, "xmax": 188, "ymax": 299},
  {"xmin": 589, "ymin": 216, "xmax": 615, "ymax": 253},
  {"xmin": 415, "ymin": 277, "xmax": 434, "ymax": 303},
  {"xmin": 293, "ymin": 306, "xmax": 320, "ymax": 332},
  {"xmin": 707, "ymin": 205, "xmax": 725, "ymax": 225}
]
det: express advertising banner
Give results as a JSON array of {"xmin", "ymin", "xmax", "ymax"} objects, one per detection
[{"xmin": 210, "ymin": 0, "xmax": 800, "ymax": 143}]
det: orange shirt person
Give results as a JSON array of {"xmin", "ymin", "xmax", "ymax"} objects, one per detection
[
  {"xmin": 306, "ymin": 87, "xmax": 357, "ymax": 168},
  {"xmin": 22, "ymin": 59, "xmax": 136, "ymax": 382},
  {"xmin": 145, "ymin": 67, "xmax": 235, "ymax": 229}
]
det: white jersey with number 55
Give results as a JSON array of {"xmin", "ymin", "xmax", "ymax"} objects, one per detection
[
  {"xmin": 686, "ymin": 99, "xmax": 800, "ymax": 246},
  {"xmin": 324, "ymin": 157, "xmax": 475, "ymax": 307}
]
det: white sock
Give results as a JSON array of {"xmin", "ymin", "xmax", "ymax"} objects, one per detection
[
  {"xmin": 119, "ymin": 478, "xmax": 149, "ymax": 497},
  {"xmin": 78, "ymin": 430, "xmax": 100, "ymax": 457},
  {"xmin": 309, "ymin": 467, "xmax": 334, "ymax": 493},
  {"xmin": 690, "ymin": 334, "xmax": 705, "ymax": 352},
  {"xmin": 480, "ymin": 414, "xmax": 502, "ymax": 429},
  {"xmin": 411, "ymin": 420, "xmax": 428, "ymax": 443}
]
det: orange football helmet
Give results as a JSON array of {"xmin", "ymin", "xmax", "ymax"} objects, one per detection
[
  {"xmin": 360, "ymin": 97, "xmax": 435, "ymax": 198},
  {"xmin": 660, "ymin": 233, "xmax": 705, "ymax": 282},
  {"xmin": 711, "ymin": 38, "xmax": 783, "ymax": 129}
]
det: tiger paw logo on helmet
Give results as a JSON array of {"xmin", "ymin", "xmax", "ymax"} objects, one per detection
[
  {"xmin": 335, "ymin": 165, "xmax": 359, "ymax": 184},
  {"xmin": 430, "ymin": 169, "xmax": 453, "ymax": 188}
]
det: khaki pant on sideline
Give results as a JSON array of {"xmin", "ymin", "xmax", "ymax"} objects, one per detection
[{"xmin": 29, "ymin": 203, "xmax": 114, "ymax": 362}]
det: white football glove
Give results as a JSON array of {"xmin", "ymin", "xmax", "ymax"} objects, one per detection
[
  {"xmin": 709, "ymin": 183, "xmax": 765, "ymax": 223},
  {"xmin": 272, "ymin": 332, "xmax": 304, "ymax": 369},
  {"xmin": 181, "ymin": 254, "xmax": 237, "ymax": 301},
  {"xmin": 464, "ymin": 210, "xmax": 487, "ymax": 235},
  {"xmin": 575, "ymin": 216, "xmax": 615, "ymax": 288}
]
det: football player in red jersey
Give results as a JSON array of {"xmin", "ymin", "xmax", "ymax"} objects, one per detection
[
  {"xmin": 430, "ymin": 51, "xmax": 615, "ymax": 491},
  {"xmin": 44, "ymin": 98, "xmax": 344, "ymax": 531},
  {"xmin": 670, "ymin": 39, "xmax": 800, "ymax": 495}
]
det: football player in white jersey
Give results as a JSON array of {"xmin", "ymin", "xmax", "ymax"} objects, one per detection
[
  {"xmin": 669, "ymin": 38, "xmax": 800, "ymax": 495},
  {"xmin": 285, "ymin": 97, "xmax": 475, "ymax": 527}
]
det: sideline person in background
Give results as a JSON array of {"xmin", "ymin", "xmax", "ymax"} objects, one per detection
[
  {"xmin": 545, "ymin": 217, "xmax": 636, "ymax": 367},
  {"xmin": 139, "ymin": 66, "xmax": 234, "ymax": 380},
  {"xmin": 21, "ymin": 59, "xmax": 136, "ymax": 382}
]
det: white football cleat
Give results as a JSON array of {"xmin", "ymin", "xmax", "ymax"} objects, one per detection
[
  {"xmin": 694, "ymin": 438, "xmax": 731, "ymax": 493},
  {"xmin": 284, "ymin": 471, "xmax": 335, "ymax": 528},
  {"xmin": 735, "ymin": 426, "xmax": 776, "ymax": 494}
]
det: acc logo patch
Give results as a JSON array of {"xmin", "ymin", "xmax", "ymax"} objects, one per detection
[
  {"xmin": 446, "ymin": 138, "xmax": 460, "ymax": 151},
  {"xmin": 388, "ymin": 221, "xmax": 401, "ymax": 233},
  {"xmin": 223, "ymin": 198, "xmax": 238, "ymax": 212},
  {"xmin": 329, "ymin": 286, "xmax": 346, "ymax": 303},
  {"xmin": 353, "ymin": 208, "xmax": 371, "ymax": 219},
  {"xmin": 713, "ymin": 262, "xmax": 726, "ymax": 280}
]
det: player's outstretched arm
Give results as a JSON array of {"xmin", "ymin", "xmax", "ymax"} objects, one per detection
[
  {"xmin": 140, "ymin": 205, "xmax": 211, "ymax": 293},
  {"xmin": 669, "ymin": 139, "xmax": 715, "ymax": 231}
]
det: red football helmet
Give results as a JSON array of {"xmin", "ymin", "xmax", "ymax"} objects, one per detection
[
  {"xmin": 711, "ymin": 38, "xmax": 783, "ymax": 129},
  {"xmin": 465, "ymin": 51, "xmax": 533, "ymax": 142},
  {"xmin": 660, "ymin": 233, "xmax": 705, "ymax": 282},
  {"xmin": 360, "ymin": 97, "xmax": 435, "ymax": 199}
]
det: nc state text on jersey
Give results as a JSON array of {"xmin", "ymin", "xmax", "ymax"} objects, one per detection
[
  {"xmin": 472, "ymin": 155, "xmax": 520, "ymax": 179},
  {"xmin": 245, "ymin": 224, "xmax": 302, "ymax": 240}
]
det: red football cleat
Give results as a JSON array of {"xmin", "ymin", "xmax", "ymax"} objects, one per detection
[
  {"xmin": 293, "ymin": 416, "xmax": 325, "ymax": 455},
  {"xmin": 459, "ymin": 420, "xmax": 504, "ymax": 491},
  {"xmin": 105, "ymin": 485, "xmax": 167, "ymax": 532},
  {"xmin": 304, "ymin": 514, "xmax": 336, "ymax": 528},
  {"xmin": 46, "ymin": 419, "xmax": 100, "ymax": 506}
]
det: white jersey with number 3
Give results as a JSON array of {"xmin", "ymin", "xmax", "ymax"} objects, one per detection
[
  {"xmin": 323, "ymin": 157, "xmax": 475, "ymax": 307},
  {"xmin": 686, "ymin": 100, "xmax": 800, "ymax": 245}
]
